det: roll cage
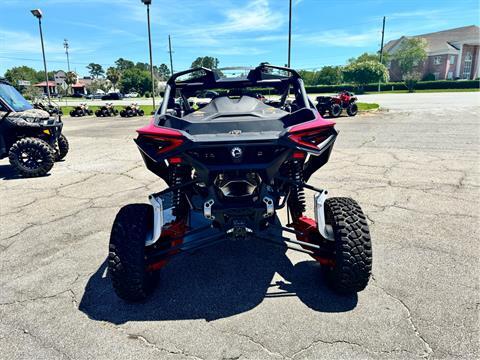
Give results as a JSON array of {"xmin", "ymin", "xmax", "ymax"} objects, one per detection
[{"xmin": 159, "ymin": 63, "xmax": 311, "ymax": 116}]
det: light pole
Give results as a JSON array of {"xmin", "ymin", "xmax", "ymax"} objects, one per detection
[
  {"xmin": 141, "ymin": 0, "xmax": 155, "ymax": 111},
  {"xmin": 31, "ymin": 9, "xmax": 51, "ymax": 104},
  {"xmin": 287, "ymin": 0, "xmax": 292, "ymax": 68}
]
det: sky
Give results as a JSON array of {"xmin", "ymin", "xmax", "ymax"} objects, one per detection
[{"xmin": 0, "ymin": 0, "xmax": 479, "ymax": 77}]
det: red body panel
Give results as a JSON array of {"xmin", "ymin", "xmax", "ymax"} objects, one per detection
[{"xmin": 137, "ymin": 119, "xmax": 184, "ymax": 138}]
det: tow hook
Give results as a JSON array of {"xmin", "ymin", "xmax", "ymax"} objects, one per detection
[{"xmin": 204, "ymin": 199, "xmax": 215, "ymax": 220}]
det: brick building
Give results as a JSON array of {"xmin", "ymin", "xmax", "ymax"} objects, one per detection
[{"xmin": 384, "ymin": 25, "xmax": 479, "ymax": 81}]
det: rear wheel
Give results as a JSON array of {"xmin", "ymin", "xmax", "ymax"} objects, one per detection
[
  {"xmin": 347, "ymin": 103, "xmax": 358, "ymax": 117},
  {"xmin": 108, "ymin": 204, "xmax": 158, "ymax": 302},
  {"xmin": 56, "ymin": 134, "xmax": 69, "ymax": 161},
  {"xmin": 330, "ymin": 103, "xmax": 342, "ymax": 118},
  {"xmin": 138, "ymin": 109, "xmax": 145, "ymax": 116},
  {"xmin": 322, "ymin": 197, "xmax": 372, "ymax": 294},
  {"xmin": 120, "ymin": 110, "xmax": 126, "ymax": 117},
  {"xmin": 8, "ymin": 137, "xmax": 55, "ymax": 177}
]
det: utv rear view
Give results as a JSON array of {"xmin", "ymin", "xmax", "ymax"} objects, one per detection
[
  {"xmin": 0, "ymin": 79, "xmax": 69, "ymax": 177},
  {"xmin": 108, "ymin": 64, "xmax": 372, "ymax": 302}
]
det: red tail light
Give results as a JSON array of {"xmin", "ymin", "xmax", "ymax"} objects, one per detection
[
  {"xmin": 136, "ymin": 123, "xmax": 185, "ymax": 155},
  {"xmin": 288, "ymin": 115, "xmax": 335, "ymax": 150}
]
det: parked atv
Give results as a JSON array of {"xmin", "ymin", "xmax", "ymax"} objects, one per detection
[
  {"xmin": 0, "ymin": 78, "xmax": 69, "ymax": 177},
  {"xmin": 120, "ymin": 103, "xmax": 144, "ymax": 117},
  {"xmin": 95, "ymin": 103, "xmax": 118, "ymax": 117},
  {"xmin": 108, "ymin": 64, "xmax": 372, "ymax": 302},
  {"xmin": 33, "ymin": 101, "xmax": 63, "ymax": 116},
  {"xmin": 70, "ymin": 103, "xmax": 93, "ymax": 117},
  {"xmin": 316, "ymin": 91, "xmax": 358, "ymax": 118}
]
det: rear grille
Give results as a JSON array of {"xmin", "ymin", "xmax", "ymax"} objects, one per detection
[{"xmin": 188, "ymin": 145, "xmax": 286, "ymax": 165}]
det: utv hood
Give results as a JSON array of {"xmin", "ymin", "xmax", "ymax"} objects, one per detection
[{"xmin": 1, "ymin": 108, "xmax": 55, "ymax": 127}]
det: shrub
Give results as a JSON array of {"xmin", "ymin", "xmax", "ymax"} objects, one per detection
[{"xmin": 422, "ymin": 73, "xmax": 436, "ymax": 81}]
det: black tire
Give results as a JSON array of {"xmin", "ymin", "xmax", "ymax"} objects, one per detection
[
  {"xmin": 95, "ymin": 110, "xmax": 101, "ymax": 117},
  {"xmin": 330, "ymin": 103, "xmax": 342, "ymax": 118},
  {"xmin": 8, "ymin": 137, "xmax": 55, "ymax": 177},
  {"xmin": 120, "ymin": 110, "xmax": 126, "ymax": 117},
  {"xmin": 108, "ymin": 204, "xmax": 158, "ymax": 302},
  {"xmin": 70, "ymin": 110, "xmax": 75, "ymax": 117},
  {"xmin": 317, "ymin": 106, "xmax": 326, "ymax": 117},
  {"xmin": 88, "ymin": 109, "xmax": 93, "ymax": 115},
  {"xmin": 56, "ymin": 133, "xmax": 69, "ymax": 161},
  {"xmin": 347, "ymin": 103, "xmax": 358, "ymax": 117},
  {"xmin": 127, "ymin": 110, "xmax": 133, "ymax": 117},
  {"xmin": 322, "ymin": 197, "xmax": 372, "ymax": 294},
  {"xmin": 138, "ymin": 109, "xmax": 145, "ymax": 116}
]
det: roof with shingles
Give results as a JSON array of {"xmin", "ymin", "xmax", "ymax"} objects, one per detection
[{"xmin": 384, "ymin": 25, "xmax": 479, "ymax": 54}]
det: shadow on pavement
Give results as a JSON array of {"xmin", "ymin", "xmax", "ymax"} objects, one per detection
[
  {"xmin": 79, "ymin": 238, "xmax": 357, "ymax": 324},
  {"xmin": 0, "ymin": 164, "xmax": 20, "ymax": 180}
]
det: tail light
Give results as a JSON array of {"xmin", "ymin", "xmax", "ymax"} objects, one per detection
[
  {"xmin": 136, "ymin": 123, "xmax": 185, "ymax": 158},
  {"xmin": 142, "ymin": 135, "xmax": 184, "ymax": 155},
  {"xmin": 287, "ymin": 115, "xmax": 335, "ymax": 151}
]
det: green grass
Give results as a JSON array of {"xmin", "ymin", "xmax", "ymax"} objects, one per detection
[{"xmin": 357, "ymin": 102, "xmax": 380, "ymax": 111}]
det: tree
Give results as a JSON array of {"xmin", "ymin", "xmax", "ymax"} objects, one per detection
[
  {"xmin": 393, "ymin": 38, "xmax": 427, "ymax": 92},
  {"xmin": 86, "ymin": 63, "xmax": 104, "ymax": 79},
  {"xmin": 157, "ymin": 63, "xmax": 171, "ymax": 80},
  {"xmin": 349, "ymin": 52, "xmax": 390, "ymax": 66},
  {"xmin": 64, "ymin": 71, "xmax": 77, "ymax": 95},
  {"xmin": 115, "ymin": 58, "xmax": 134, "ymax": 71},
  {"xmin": 106, "ymin": 67, "xmax": 121, "ymax": 91},
  {"xmin": 343, "ymin": 61, "xmax": 388, "ymax": 92},
  {"xmin": 119, "ymin": 68, "xmax": 151, "ymax": 95},
  {"xmin": 191, "ymin": 56, "xmax": 219, "ymax": 69},
  {"xmin": 4, "ymin": 66, "xmax": 43, "ymax": 91},
  {"xmin": 317, "ymin": 66, "xmax": 343, "ymax": 85}
]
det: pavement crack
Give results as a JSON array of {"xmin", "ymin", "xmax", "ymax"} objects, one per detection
[{"xmin": 371, "ymin": 282, "xmax": 434, "ymax": 359}]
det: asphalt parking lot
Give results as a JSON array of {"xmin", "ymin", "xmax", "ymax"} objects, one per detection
[{"xmin": 0, "ymin": 92, "xmax": 479, "ymax": 359}]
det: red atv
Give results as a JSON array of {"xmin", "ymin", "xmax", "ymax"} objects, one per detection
[{"xmin": 316, "ymin": 91, "xmax": 358, "ymax": 118}]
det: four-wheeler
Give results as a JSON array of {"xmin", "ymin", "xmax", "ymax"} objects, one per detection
[
  {"xmin": 316, "ymin": 91, "xmax": 358, "ymax": 118},
  {"xmin": 33, "ymin": 101, "xmax": 63, "ymax": 116},
  {"xmin": 119, "ymin": 103, "xmax": 144, "ymax": 117},
  {"xmin": 69, "ymin": 103, "xmax": 93, "ymax": 117},
  {"xmin": 95, "ymin": 103, "xmax": 119, "ymax": 117},
  {"xmin": 108, "ymin": 64, "xmax": 372, "ymax": 302},
  {"xmin": 0, "ymin": 78, "xmax": 69, "ymax": 177}
]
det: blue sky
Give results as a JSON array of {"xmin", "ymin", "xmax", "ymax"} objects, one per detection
[{"xmin": 0, "ymin": 0, "xmax": 478, "ymax": 77}]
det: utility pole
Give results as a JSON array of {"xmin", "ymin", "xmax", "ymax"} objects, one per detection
[
  {"xmin": 141, "ymin": 0, "xmax": 155, "ymax": 110},
  {"xmin": 63, "ymin": 39, "xmax": 70, "ymax": 72},
  {"xmin": 378, "ymin": 16, "xmax": 386, "ymax": 92},
  {"xmin": 168, "ymin": 35, "xmax": 174, "ymax": 75},
  {"xmin": 287, "ymin": 0, "xmax": 292, "ymax": 68}
]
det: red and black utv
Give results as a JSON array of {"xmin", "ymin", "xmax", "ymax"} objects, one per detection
[
  {"xmin": 316, "ymin": 90, "xmax": 358, "ymax": 118},
  {"xmin": 108, "ymin": 64, "xmax": 372, "ymax": 302}
]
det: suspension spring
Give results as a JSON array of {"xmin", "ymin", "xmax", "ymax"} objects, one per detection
[{"xmin": 287, "ymin": 159, "xmax": 306, "ymax": 220}]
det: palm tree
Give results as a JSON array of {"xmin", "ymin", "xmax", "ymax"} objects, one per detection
[
  {"xmin": 65, "ymin": 71, "xmax": 77, "ymax": 95},
  {"xmin": 106, "ymin": 67, "xmax": 121, "ymax": 92}
]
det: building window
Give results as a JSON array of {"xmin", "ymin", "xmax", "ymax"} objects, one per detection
[
  {"xmin": 450, "ymin": 55, "xmax": 455, "ymax": 64},
  {"xmin": 433, "ymin": 56, "xmax": 442, "ymax": 65},
  {"xmin": 463, "ymin": 52, "xmax": 473, "ymax": 79},
  {"xmin": 447, "ymin": 71, "xmax": 453, "ymax": 79},
  {"xmin": 433, "ymin": 72, "xmax": 440, "ymax": 80}
]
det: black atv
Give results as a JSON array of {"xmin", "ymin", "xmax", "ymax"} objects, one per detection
[
  {"xmin": 95, "ymin": 103, "xmax": 118, "ymax": 117},
  {"xmin": 0, "ymin": 79, "xmax": 69, "ymax": 177},
  {"xmin": 70, "ymin": 103, "xmax": 93, "ymax": 117},
  {"xmin": 120, "ymin": 103, "xmax": 144, "ymax": 117},
  {"xmin": 33, "ymin": 101, "xmax": 64, "ymax": 116}
]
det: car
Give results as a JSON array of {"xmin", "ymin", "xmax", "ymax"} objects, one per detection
[
  {"xmin": 0, "ymin": 78, "xmax": 69, "ymax": 177},
  {"xmin": 85, "ymin": 93, "xmax": 103, "ymax": 100},
  {"xmin": 107, "ymin": 64, "xmax": 372, "ymax": 302},
  {"xmin": 102, "ymin": 92, "xmax": 124, "ymax": 101},
  {"xmin": 125, "ymin": 92, "xmax": 139, "ymax": 98}
]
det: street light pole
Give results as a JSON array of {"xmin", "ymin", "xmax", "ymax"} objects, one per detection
[
  {"xmin": 168, "ymin": 35, "xmax": 174, "ymax": 75},
  {"xmin": 287, "ymin": 0, "xmax": 292, "ymax": 68},
  {"xmin": 31, "ymin": 9, "xmax": 51, "ymax": 105},
  {"xmin": 142, "ymin": 0, "xmax": 155, "ymax": 111}
]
